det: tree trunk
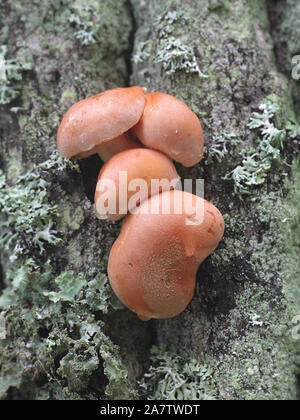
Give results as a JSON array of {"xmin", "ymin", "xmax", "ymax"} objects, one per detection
[{"xmin": 0, "ymin": 0, "xmax": 299, "ymax": 400}]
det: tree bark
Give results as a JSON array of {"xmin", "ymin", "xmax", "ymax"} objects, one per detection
[{"xmin": 0, "ymin": 0, "xmax": 299, "ymax": 400}]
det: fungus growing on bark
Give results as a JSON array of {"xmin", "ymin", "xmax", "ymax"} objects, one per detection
[
  {"xmin": 108, "ymin": 190, "xmax": 225, "ymax": 321},
  {"xmin": 131, "ymin": 92, "xmax": 204, "ymax": 167},
  {"xmin": 76, "ymin": 133, "xmax": 141, "ymax": 162},
  {"xmin": 56, "ymin": 85, "xmax": 224, "ymax": 322},
  {"xmin": 57, "ymin": 86, "xmax": 146, "ymax": 159},
  {"xmin": 94, "ymin": 148, "xmax": 180, "ymax": 220}
]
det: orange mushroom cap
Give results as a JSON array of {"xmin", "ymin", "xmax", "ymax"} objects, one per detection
[
  {"xmin": 95, "ymin": 148, "xmax": 180, "ymax": 220},
  {"xmin": 57, "ymin": 86, "xmax": 146, "ymax": 159},
  {"xmin": 131, "ymin": 92, "xmax": 204, "ymax": 167},
  {"xmin": 108, "ymin": 190, "xmax": 225, "ymax": 321},
  {"xmin": 76, "ymin": 133, "xmax": 142, "ymax": 162}
]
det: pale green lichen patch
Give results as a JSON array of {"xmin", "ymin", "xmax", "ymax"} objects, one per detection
[
  {"xmin": 60, "ymin": 88, "xmax": 77, "ymax": 108},
  {"xmin": 68, "ymin": 0, "xmax": 132, "ymax": 55},
  {"xmin": 139, "ymin": 344, "xmax": 217, "ymax": 400},
  {"xmin": 205, "ymin": 132, "xmax": 240, "ymax": 165},
  {"xmin": 69, "ymin": 5, "xmax": 101, "ymax": 46},
  {"xmin": 132, "ymin": 6, "xmax": 207, "ymax": 79},
  {"xmin": 0, "ymin": 259, "xmax": 53, "ymax": 310},
  {"xmin": 224, "ymin": 97, "xmax": 300, "ymax": 194},
  {"xmin": 0, "ymin": 0, "xmax": 144, "ymax": 401},
  {"xmin": 61, "ymin": 206, "xmax": 85, "ymax": 232},
  {"xmin": 155, "ymin": 36, "xmax": 204, "ymax": 77},
  {"xmin": 0, "ymin": 45, "xmax": 33, "ymax": 105},
  {"xmin": 100, "ymin": 332, "xmax": 139, "ymax": 400},
  {"xmin": 0, "ymin": 152, "xmax": 76, "ymax": 263},
  {"xmin": 0, "ymin": 169, "xmax": 61, "ymax": 261},
  {"xmin": 43, "ymin": 271, "xmax": 86, "ymax": 304},
  {"xmin": 82, "ymin": 274, "xmax": 111, "ymax": 314},
  {"xmin": 0, "ymin": 258, "xmax": 137, "ymax": 399}
]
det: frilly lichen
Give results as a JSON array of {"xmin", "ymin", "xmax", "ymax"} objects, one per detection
[
  {"xmin": 139, "ymin": 344, "xmax": 218, "ymax": 400},
  {"xmin": 0, "ymin": 257, "xmax": 136, "ymax": 399},
  {"xmin": 69, "ymin": 5, "xmax": 101, "ymax": 46},
  {"xmin": 0, "ymin": 45, "xmax": 33, "ymax": 105},
  {"xmin": 0, "ymin": 152, "xmax": 81, "ymax": 262},
  {"xmin": 0, "ymin": 170, "xmax": 60, "ymax": 261},
  {"xmin": 133, "ymin": 8, "xmax": 207, "ymax": 78},
  {"xmin": 224, "ymin": 98, "xmax": 300, "ymax": 195}
]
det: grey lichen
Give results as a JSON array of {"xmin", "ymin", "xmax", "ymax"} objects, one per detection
[
  {"xmin": 205, "ymin": 132, "xmax": 239, "ymax": 165},
  {"xmin": 69, "ymin": 5, "xmax": 101, "ymax": 46},
  {"xmin": 43, "ymin": 271, "xmax": 86, "ymax": 304},
  {"xmin": 224, "ymin": 98, "xmax": 300, "ymax": 195},
  {"xmin": 0, "ymin": 45, "xmax": 33, "ymax": 105},
  {"xmin": 0, "ymin": 169, "xmax": 61, "ymax": 261},
  {"xmin": 0, "ymin": 259, "xmax": 137, "ymax": 399},
  {"xmin": 133, "ymin": 7, "xmax": 207, "ymax": 78},
  {"xmin": 139, "ymin": 344, "xmax": 217, "ymax": 400},
  {"xmin": 155, "ymin": 36, "xmax": 204, "ymax": 76},
  {"xmin": 99, "ymin": 332, "xmax": 139, "ymax": 400},
  {"xmin": 0, "ymin": 152, "xmax": 79, "ymax": 262}
]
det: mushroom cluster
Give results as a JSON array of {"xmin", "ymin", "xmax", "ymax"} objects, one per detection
[{"xmin": 57, "ymin": 86, "xmax": 225, "ymax": 321}]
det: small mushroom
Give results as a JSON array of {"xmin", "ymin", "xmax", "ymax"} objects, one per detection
[
  {"xmin": 57, "ymin": 86, "xmax": 146, "ymax": 159},
  {"xmin": 131, "ymin": 92, "xmax": 204, "ymax": 167},
  {"xmin": 76, "ymin": 133, "xmax": 142, "ymax": 162},
  {"xmin": 108, "ymin": 190, "xmax": 225, "ymax": 321},
  {"xmin": 95, "ymin": 148, "xmax": 180, "ymax": 220}
]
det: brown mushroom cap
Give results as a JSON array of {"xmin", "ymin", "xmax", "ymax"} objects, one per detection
[
  {"xmin": 108, "ymin": 190, "xmax": 225, "ymax": 321},
  {"xmin": 95, "ymin": 148, "xmax": 180, "ymax": 220},
  {"xmin": 76, "ymin": 133, "xmax": 142, "ymax": 162},
  {"xmin": 131, "ymin": 92, "xmax": 204, "ymax": 167},
  {"xmin": 57, "ymin": 86, "xmax": 146, "ymax": 159}
]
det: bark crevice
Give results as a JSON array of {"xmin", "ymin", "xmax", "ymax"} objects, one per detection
[{"xmin": 125, "ymin": 0, "xmax": 137, "ymax": 87}]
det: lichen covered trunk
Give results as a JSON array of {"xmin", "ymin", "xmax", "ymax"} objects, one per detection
[{"xmin": 0, "ymin": 0, "xmax": 299, "ymax": 400}]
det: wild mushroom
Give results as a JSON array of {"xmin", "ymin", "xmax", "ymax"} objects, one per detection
[
  {"xmin": 57, "ymin": 86, "xmax": 146, "ymax": 159},
  {"xmin": 131, "ymin": 92, "xmax": 204, "ymax": 167},
  {"xmin": 108, "ymin": 190, "xmax": 225, "ymax": 321},
  {"xmin": 76, "ymin": 133, "xmax": 142, "ymax": 162},
  {"xmin": 95, "ymin": 148, "xmax": 180, "ymax": 220}
]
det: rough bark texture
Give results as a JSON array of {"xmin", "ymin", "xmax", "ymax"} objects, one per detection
[{"xmin": 0, "ymin": 0, "xmax": 299, "ymax": 400}]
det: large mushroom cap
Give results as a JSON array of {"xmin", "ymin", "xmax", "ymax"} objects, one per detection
[
  {"xmin": 95, "ymin": 148, "xmax": 180, "ymax": 220},
  {"xmin": 131, "ymin": 92, "xmax": 204, "ymax": 167},
  {"xmin": 108, "ymin": 190, "xmax": 225, "ymax": 320},
  {"xmin": 57, "ymin": 86, "xmax": 146, "ymax": 159}
]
